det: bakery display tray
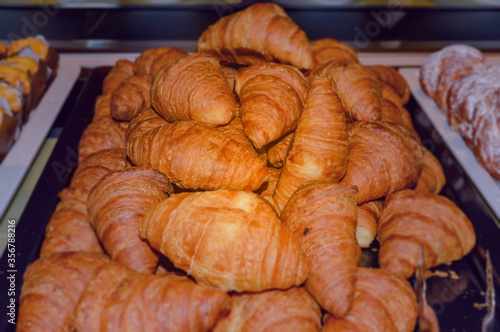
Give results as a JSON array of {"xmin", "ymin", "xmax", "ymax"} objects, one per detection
[{"xmin": 0, "ymin": 66, "xmax": 499, "ymax": 331}]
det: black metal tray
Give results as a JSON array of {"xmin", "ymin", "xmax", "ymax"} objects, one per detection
[{"xmin": 0, "ymin": 66, "xmax": 499, "ymax": 331}]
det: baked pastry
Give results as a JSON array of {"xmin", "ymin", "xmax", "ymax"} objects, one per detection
[
  {"xmin": 0, "ymin": 109, "xmax": 18, "ymax": 163},
  {"xmin": 256, "ymin": 166, "xmax": 281, "ymax": 212},
  {"xmin": 0, "ymin": 63, "xmax": 32, "ymax": 121},
  {"xmin": 0, "ymin": 82, "xmax": 24, "ymax": 124},
  {"xmin": 378, "ymin": 189, "xmax": 476, "ymax": 278},
  {"xmin": 151, "ymin": 53, "xmax": 236, "ymax": 126},
  {"xmin": 273, "ymin": 76, "xmax": 348, "ymax": 210},
  {"xmin": 281, "ymin": 181, "xmax": 359, "ymax": 318},
  {"xmin": 87, "ymin": 167, "xmax": 173, "ymax": 274},
  {"xmin": 414, "ymin": 146, "xmax": 446, "ymax": 194},
  {"xmin": 0, "ymin": 41, "xmax": 5, "ymax": 59},
  {"xmin": 323, "ymin": 268, "xmax": 418, "ymax": 332},
  {"xmin": 370, "ymin": 65, "xmax": 410, "ymax": 104},
  {"xmin": 313, "ymin": 62, "xmax": 382, "ymax": 121},
  {"xmin": 235, "ymin": 62, "xmax": 309, "ymax": 148},
  {"xmin": 110, "ymin": 74, "xmax": 152, "ymax": 121},
  {"xmin": 356, "ymin": 200, "xmax": 384, "ymax": 248},
  {"xmin": 18, "ymin": 252, "xmax": 109, "ymax": 331},
  {"xmin": 419, "ymin": 44, "xmax": 483, "ymax": 100},
  {"xmin": 340, "ymin": 121, "xmax": 423, "ymax": 204},
  {"xmin": 133, "ymin": 46, "xmax": 187, "ymax": 76},
  {"xmin": 198, "ymin": 3, "xmax": 313, "ymax": 69},
  {"xmin": 266, "ymin": 132, "xmax": 293, "ymax": 168},
  {"xmin": 140, "ymin": 190, "xmax": 310, "ymax": 292},
  {"xmin": 74, "ymin": 262, "xmax": 231, "ymax": 332},
  {"xmin": 310, "ymin": 38, "xmax": 359, "ymax": 67},
  {"xmin": 213, "ymin": 287, "xmax": 322, "ymax": 331},
  {"xmin": 102, "ymin": 59, "xmax": 134, "ymax": 95}
]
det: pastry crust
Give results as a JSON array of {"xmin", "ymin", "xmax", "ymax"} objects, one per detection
[
  {"xmin": 266, "ymin": 132, "xmax": 293, "ymax": 168},
  {"xmin": 414, "ymin": 146, "xmax": 446, "ymax": 194},
  {"xmin": 133, "ymin": 46, "xmax": 187, "ymax": 76},
  {"xmin": 370, "ymin": 65, "xmax": 410, "ymax": 104},
  {"xmin": 311, "ymin": 38, "xmax": 359, "ymax": 67},
  {"xmin": 102, "ymin": 59, "xmax": 134, "ymax": 95},
  {"xmin": 356, "ymin": 200, "xmax": 384, "ymax": 248}
]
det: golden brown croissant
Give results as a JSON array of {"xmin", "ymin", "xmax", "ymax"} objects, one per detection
[
  {"xmin": 40, "ymin": 187, "xmax": 103, "ymax": 257},
  {"xmin": 140, "ymin": 190, "xmax": 310, "ymax": 292},
  {"xmin": 78, "ymin": 95, "xmax": 129, "ymax": 163},
  {"xmin": 356, "ymin": 200, "xmax": 384, "ymax": 248},
  {"xmin": 87, "ymin": 167, "xmax": 173, "ymax": 274},
  {"xmin": 18, "ymin": 252, "xmax": 109, "ymax": 331},
  {"xmin": 110, "ymin": 74, "xmax": 152, "ymax": 121},
  {"xmin": 125, "ymin": 107, "xmax": 169, "ymax": 143},
  {"xmin": 219, "ymin": 116, "xmax": 267, "ymax": 162},
  {"xmin": 414, "ymin": 146, "xmax": 446, "ymax": 194},
  {"xmin": 340, "ymin": 121, "xmax": 423, "ymax": 204},
  {"xmin": 133, "ymin": 46, "xmax": 187, "ymax": 76},
  {"xmin": 127, "ymin": 120, "xmax": 267, "ymax": 191},
  {"xmin": 151, "ymin": 53, "xmax": 236, "ymax": 126},
  {"xmin": 378, "ymin": 189, "xmax": 476, "ymax": 278},
  {"xmin": 197, "ymin": 3, "xmax": 313, "ymax": 69},
  {"xmin": 266, "ymin": 132, "xmax": 293, "ymax": 168},
  {"xmin": 310, "ymin": 38, "xmax": 359, "ymax": 67},
  {"xmin": 370, "ymin": 65, "xmax": 410, "ymax": 104},
  {"xmin": 213, "ymin": 287, "xmax": 322, "ymax": 331},
  {"xmin": 281, "ymin": 181, "xmax": 359, "ymax": 317},
  {"xmin": 323, "ymin": 267, "xmax": 418, "ymax": 332},
  {"xmin": 74, "ymin": 262, "xmax": 231, "ymax": 332},
  {"xmin": 314, "ymin": 62, "xmax": 382, "ymax": 121},
  {"xmin": 256, "ymin": 167, "xmax": 281, "ymax": 212},
  {"xmin": 102, "ymin": 59, "xmax": 134, "ymax": 95},
  {"xmin": 236, "ymin": 63, "xmax": 309, "ymax": 148},
  {"xmin": 273, "ymin": 76, "xmax": 348, "ymax": 210},
  {"xmin": 380, "ymin": 82, "xmax": 404, "ymax": 123}
]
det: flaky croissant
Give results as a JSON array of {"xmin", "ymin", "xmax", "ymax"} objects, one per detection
[
  {"xmin": 370, "ymin": 65, "xmax": 410, "ymax": 104},
  {"xmin": 340, "ymin": 121, "xmax": 423, "ymax": 204},
  {"xmin": 281, "ymin": 181, "xmax": 359, "ymax": 318},
  {"xmin": 40, "ymin": 187, "xmax": 103, "ymax": 257},
  {"xmin": 87, "ymin": 167, "xmax": 173, "ymax": 274},
  {"xmin": 323, "ymin": 268, "xmax": 418, "ymax": 332},
  {"xmin": 110, "ymin": 74, "xmax": 152, "ymax": 121},
  {"xmin": 313, "ymin": 62, "xmax": 382, "ymax": 121},
  {"xmin": 197, "ymin": 3, "xmax": 313, "ymax": 69},
  {"xmin": 273, "ymin": 76, "xmax": 348, "ymax": 211},
  {"xmin": 266, "ymin": 132, "xmax": 293, "ymax": 168},
  {"xmin": 74, "ymin": 262, "xmax": 231, "ymax": 332},
  {"xmin": 102, "ymin": 59, "xmax": 134, "ymax": 95},
  {"xmin": 414, "ymin": 146, "xmax": 446, "ymax": 194},
  {"xmin": 18, "ymin": 252, "xmax": 109, "ymax": 331},
  {"xmin": 126, "ymin": 120, "xmax": 267, "ymax": 191},
  {"xmin": 133, "ymin": 46, "xmax": 187, "ymax": 76},
  {"xmin": 140, "ymin": 190, "xmax": 310, "ymax": 292},
  {"xmin": 378, "ymin": 189, "xmax": 476, "ymax": 278},
  {"xmin": 213, "ymin": 287, "xmax": 322, "ymax": 332},
  {"xmin": 356, "ymin": 200, "xmax": 384, "ymax": 248},
  {"xmin": 310, "ymin": 38, "xmax": 359, "ymax": 67},
  {"xmin": 236, "ymin": 63, "xmax": 309, "ymax": 148},
  {"xmin": 151, "ymin": 53, "xmax": 236, "ymax": 126},
  {"xmin": 256, "ymin": 167, "xmax": 281, "ymax": 212}
]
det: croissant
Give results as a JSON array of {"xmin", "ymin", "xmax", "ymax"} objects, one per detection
[
  {"xmin": 127, "ymin": 120, "xmax": 267, "ymax": 191},
  {"xmin": 266, "ymin": 132, "xmax": 293, "ymax": 168},
  {"xmin": 414, "ymin": 146, "xmax": 446, "ymax": 194},
  {"xmin": 133, "ymin": 46, "xmax": 187, "ymax": 76},
  {"xmin": 125, "ymin": 107, "xmax": 168, "ymax": 142},
  {"xmin": 419, "ymin": 44, "xmax": 483, "ymax": 100},
  {"xmin": 6, "ymin": 36, "xmax": 59, "ymax": 79},
  {"xmin": 378, "ymin": 189, "xmax": 476, "ymax": 278},
  {"xmin": 140, "ymin": 190, "xmax": 310, "ymax": 292},
  {"xmin": 151, "ymin": 53, "xmax": 236, "ymax": 126},
  {"xmin": 102, "ymin": 59, "xmax": 134, "ymax": 95},
  {"xmin": 87, "ymin": 167, "xmax": 173, "ymax": 274},
  {"xmin": 356, "ymin": 200, "xmax": 384, "ymax": 248},
  {"xmin": 78, "ymin": 95, "xmax": 129, "ymax": 163},
  {"xmin": 236, "ymin": 63, "xmax": 309, "ymax": 148},
  {"xmin": 213, "ymin": 287, "xmax": 322, "ymax": 332},
  {"xmin": 70, "ymin": 148, "xmax": 130, "ymax": 192},
  {"xmin": 310, "ymin": 38, "xmax": 359, "ymax": 67},
  {"xmin": 380, "ymin": 82, "xmax": 404, "ymax": 122},
  {"xmin": 18, "ymin": 252, "xmax": 109, "ymax": 331},
  {"xmin": 74, "ymin": 262, "xmax": 231, "ymax": 332},
  {"xmin": 281, "ymin": 181, "xmax": 359, "ymax": 317},
  {"xmin": 340, "ymin": 121, "xmax": 423, "ymax": 204},
  {"xmin": 370, "ymin": 65, "xmax": 410, "ymax": 104},
  {"xmin": 314, "ymin": 62, "xmax": 382, "ymax": 121},
  {"xmin": 110, "ymin": 74, "xmax": 152, "ymax": 121},
  {"xmin": 273, "ymin": 76, "xmax": 348, "ymax": 211},
  {"xmin": 256, "ymin": 167, "xmax": 281, "ymax": 212},
  {"xmin": 323, "ymin": 268, "xmax": 418, "ymax": 332},
  {"xmin": 40, "ymin": 187, "xmax": 103, "ymax": 257},
  {"xmin": 197, "ymin": 3, "xmax": 313, "ymax": 69}
]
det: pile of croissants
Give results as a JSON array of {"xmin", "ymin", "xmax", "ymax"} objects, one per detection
[
  {"xmin": 18, "ymin": 3, "xmax": 476, "ymax": 331},
  {"xmin": 0, "ymin": 36, "xmax": 59, "ymax": 162}
]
